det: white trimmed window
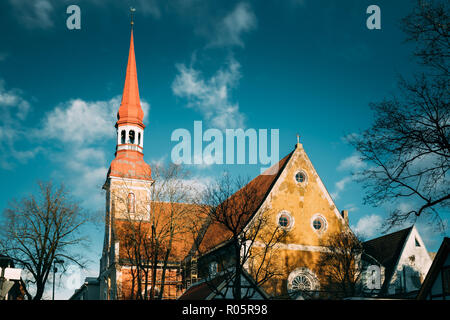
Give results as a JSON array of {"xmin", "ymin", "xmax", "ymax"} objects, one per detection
[
  {"xmin": 277, "ymin": 210, "xmax": 294, "ymax": 231},
  {"xmin": 129, "ymin": 130, "xmax": 135, "ymax": 144},
  {"xmin": 127, "ymin": 192, "xmax": 136, "ymax": 213},
  {"xmin": 294, "ymin": 170, "xmax": 307, "ymax": 184},
  {"xmin": 311, "ymin": 214, "xmax": 327, "ymax": 233}
]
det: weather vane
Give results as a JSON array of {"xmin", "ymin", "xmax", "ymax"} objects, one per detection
[{"xmin": 130, "ymin": 7, "xmax": 136, "ymax": 27}]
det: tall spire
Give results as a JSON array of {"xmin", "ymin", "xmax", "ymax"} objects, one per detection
[
  {"xmin": 107, "ymin": 19, "xmax": 152, "ymax": 181},
  {"xmin": 116, "ymin": 24, "xmax": 145, "ymax": 129}
]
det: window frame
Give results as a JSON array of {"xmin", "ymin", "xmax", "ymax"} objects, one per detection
[
  {"xmin": 127, "ymin": 192, "xmax": 136, "ymax": 214},
  {"xmin": 310, "ymin": 214, "xmax": 327, "ymax": 234},
  {"xmin": 294, "ymin": 170, "xmax": 308, "ymax": 185},
  {"xmin": 129, "ymin": 130, "xmax": 135, "ymax": 144},
  {"xmin": 277, "ymin": 210, "xmax": 294, "ymax": 231}
]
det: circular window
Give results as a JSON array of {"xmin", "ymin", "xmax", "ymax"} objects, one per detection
[
  {"xmin": 311, "ymin": 214, "xmax": 327, "ymax": 233},
  {"xmin": 277, "ymin": 211, "xmax": 294, "ymax": 230},
  {"xmin": 313, "ymin": 219, "xmax": 322, "ymax": 230},
  {"xmin": 295, "ymin": 171, "xmax": 307, "ymax": 183}
]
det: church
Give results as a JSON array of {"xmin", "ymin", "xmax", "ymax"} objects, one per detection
[{"xmin": 93, "ymin": 27, "xmax": 433, "ymax": 301}]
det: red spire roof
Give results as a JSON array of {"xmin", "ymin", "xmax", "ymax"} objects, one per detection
[
  {"xmin": 116, "ymin": 30, "xmax": 145, "ymax": 129},
  {"xmin": 107, "ymin": 29, "xmax": 152, "ymax": 181}
]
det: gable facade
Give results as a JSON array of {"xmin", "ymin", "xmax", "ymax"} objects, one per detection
[
  {"xmin": 387, "ymin": 226, "xmax": 433, "ymax": 296},
  {"xmin": 362, "ymin": 225, "xmax": 433, "ymax": 298},
  {"xmin": 192, "ymin": 142, "xmax": 352, "ymax": 299}
]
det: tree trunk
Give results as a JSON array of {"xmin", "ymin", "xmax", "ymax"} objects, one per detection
[
  {"xmin": 233, "ymin": 239, "xmax": 241, "ymax": 300},
  {"xmin": 158, "ymin": 247, "xmax": 172, "ymax": 300},
  {"xmin": 33, "ymin": 282, "xmax": 45, "ymax": 300}
]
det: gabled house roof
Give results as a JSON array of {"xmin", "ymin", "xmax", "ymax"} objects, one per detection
[
  {"xmin": 416, "ymin": 237, "xmax": 450, "ymax": 300},
  {"xmin": 362, "ymin": 226, "xmax": 414, "ymax": 293},
  {"xmin": 178, "ymin": 269, "xmax": 269, "ymax": 300},
  {"xmin": 178, "ymin": 274, "xmax": 228, "ymax": 300}
]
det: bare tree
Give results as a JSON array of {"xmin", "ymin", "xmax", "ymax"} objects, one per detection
[
  {"xmin": 402, "ymin": 0, "xmax": 449, "ymax": 76},
  {"xmin": 315, "ymin": 231, "xmax": 364, "ymax": 299},
  {"xmin": 194, "ymin": 174, "xmax": 286, "ymax": 299},
  {"xmin": 348, "ymin": 0, "xmax": 449, "ymax": 230},
  {"xmin": 114, "ymin": 163, "xmax": 201, "ymax": 299},
  {"xmin": 0, "ymin": 181, "xmax": 89, "ymax": 300}
]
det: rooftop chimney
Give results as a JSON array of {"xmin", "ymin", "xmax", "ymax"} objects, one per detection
[{"xmin": 341, "ymin": 210, "xmax": 349, "ymax": 225}]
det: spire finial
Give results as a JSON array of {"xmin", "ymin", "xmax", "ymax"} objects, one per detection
[
  {"xmin": 130, "ymin": 7, "xmax": 136, "ymax": 27},
  {"xmin": 296, "ymin": 133, "xmax": 303, "ymax": 149}
]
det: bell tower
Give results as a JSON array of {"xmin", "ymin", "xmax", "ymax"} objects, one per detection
[
  {"xmin": 99, "ymin": 18, "xmax": 153, "ymax": 300},
  {"xmin": 109, "ymin": 27, "xmax": 151, "ymax": 180}
]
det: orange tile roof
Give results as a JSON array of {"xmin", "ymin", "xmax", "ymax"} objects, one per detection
[
  {"xmin": 108, "ymin": 149, "xmax": 152, "ymax": 180},
  {"xmin": 115, "ymin": 201, "xmax": 209, "ymax": 263},
  {"xmin": 116, "ymin": 29, "xmax": 145, "ymax": 129},
  {"xmin": 107, "ymin": 30, "xmax": 151, "ymax": 180}
]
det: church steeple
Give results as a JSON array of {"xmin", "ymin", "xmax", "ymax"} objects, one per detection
[
  {"xmin": 116, "ymin": 29, "xmax": 145, "ymax": 129},
  {"xmin": 106, "ymin": 25, "xmax": 152, "ymax": 181}
]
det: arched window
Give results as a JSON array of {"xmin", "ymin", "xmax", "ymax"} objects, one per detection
[
  {"xmin": 127, "ymin": 193, "xmax": 135, "ymax": 213},
  {"xmin": 129, "ymin": 130, "xmax": 135, "ymax": 144},
  {"xmin": 138, "ymin": 132, "xmax": 141, "ymax": 146},
  {"xmin": 121, "ymin": 130, "xmax": 126, "ymax": 144},
  {"xmin": 287, "ymin": 267, "xmax": 320, "ymax": 299}
]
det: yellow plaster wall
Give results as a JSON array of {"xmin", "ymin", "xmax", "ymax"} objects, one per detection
[
  {"xmin": 269, "ymin": 145, "xmax": 347, "ymax": 246},
  {"xmin": 250, "ymin": 145, "xmax": 351, "ymax": 296}
]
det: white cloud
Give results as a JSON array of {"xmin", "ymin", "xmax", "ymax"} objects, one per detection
[
  {"xmin": 54, "ymin": 267, "xmax": 99, "ymax": 300},
  {"xmin": 0, "ymin": 80, "xmax": 39, "ymax": 169},
  {"xmin": 340, "ymin": 133, "xmax": 360, "ymax": 144},
  {"xmin": 352, "ymin": 214, "xmax": 383, "ymax": 239},
  {"xmin": 135, "ymin": 0, "xmax": 161, "ymax": 19},
  {"xmin": 289, "ymin": 0, "xmax": 306, "ymax": 7},
  {"xmin": 172, "ymin": 58, "xmax": 245, "ymax": 129},
  {"xmin": 337, "ymin": 153, "xmax": 366, "ymax": 171},
  {"xmin": 397, "ymin": 201, "xmax": 413, "ymax": 214},
  {"xmin": 150, "ymin": 154, "xmax": 169, "ymax": 167},
  {"xmin": 344, "ymin": 203, "xmax": 359, "ymax": 212},
  {"xmin": 40, "ymin": 95, "xmax": 149, "ymax": 210},
  {"xmin": 9, "ymin": 0, "xmax": 54, "ymax": 29},
  {"xmin": 331, "ymin": 176, "xmax": 353, "ymax": 200},
  {"xmin": 181, "ymin": 176, "xmax": 213, "ymax": 193},
  {"xmin": 40, "ymin": 96, "xmax": 150, "ymax": 144},
  {"xmin": 208, "ymin": 2, "xmax": 257, "ymax": 48},
  {"xmin": 0, "ymin": 80, "xmax": 31, "ymax": 120},
  {"xmin": 41, "ymin": 98, "xmax": 117, "ymax": 144},
  {"xmin": 47, "ymin": 144, "xmax": 109, "ymax": 210}
]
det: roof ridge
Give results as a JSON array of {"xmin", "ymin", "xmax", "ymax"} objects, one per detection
[
  {"xmin": 193, "ymin": 149, "xmax": 295, "ymax": 255},
  {"xmin": 363, "ymin": 225, "xmax": 414, "ymax": 244}
]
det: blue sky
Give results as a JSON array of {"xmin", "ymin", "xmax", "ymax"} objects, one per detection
[{"xmin": 0, "ymin": 0, "xmax": 448, "ymax": 299}]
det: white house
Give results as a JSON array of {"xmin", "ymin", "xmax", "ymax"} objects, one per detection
[{"xmin": 362, "ymin": 225, "xmax": 433, "ymax": 298}]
